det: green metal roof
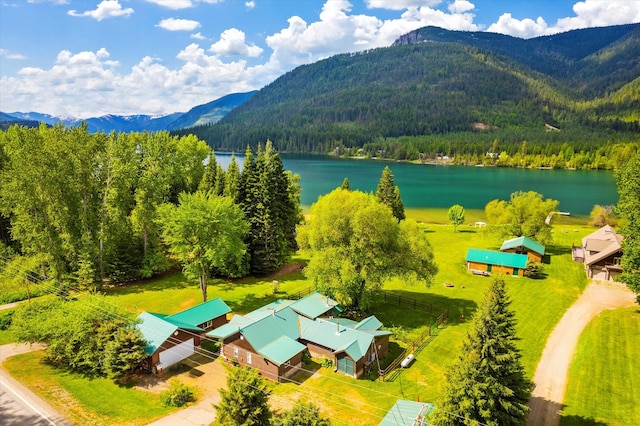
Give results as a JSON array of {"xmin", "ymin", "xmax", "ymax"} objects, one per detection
[
  {"xmin": 167, "ymin": 298, "xmax": 231, "ymax": 327},
  {"xmin": 299, "ymin": 316, "xmax": 374, "ymax": 361},
  {"xmin": 241, "ymin": 307, "xmax": 301, "ymax": 351},
  {"xmin": 258, "ymin": 335, "xmax": 306, "ymax": 366},
  {"xmin": 206, "ymin": 323, "xmax": 240, "ymax": 339},
  {"xmin": 379, "ymin": 400, "xmax": 434, "ymax": 426},
  {"xmin": 354, "ymin": 316, "xmax": 383, "ymax": 331},
  {"xmin": 466, "ymin": 248, "xmax": 528, "ymax": 269},
  {"xmin": 290, "ymin": 291, "xmax": 341, "ymax": 319},
  {"xmin": 500, "ymin": 236, "xmax": 545, "ymax": 255},
  {"xmin": 137, "ymin": 312, "xmax": 203, "ymax": 355}
]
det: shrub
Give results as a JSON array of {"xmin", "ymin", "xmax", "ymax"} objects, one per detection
[
  {"xmin": 160, "ymin": 380, "xmax": 196, "ymax": 407},
  {"xmin": 0, "ymin": 310, "xmax": 14, "ymax": 330},
  {"xmin": 524, "ymin": 261, "xmax": 544, "ymax": 279},
  {"xmin": 321, "ymin": 357, "xmax": 333, "ymax": 369}
]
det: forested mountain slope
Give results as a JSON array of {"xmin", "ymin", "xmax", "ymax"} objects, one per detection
[{"xmin": 183, "ymin": 24, "xmax": 640, "ymax": 154}]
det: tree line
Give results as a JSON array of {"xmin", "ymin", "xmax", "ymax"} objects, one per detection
[{"xmin": 0, "ymin": 124, "xmax": 301, "ymax": 297}]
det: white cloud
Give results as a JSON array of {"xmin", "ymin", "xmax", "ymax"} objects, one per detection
[
  {"xmin": 68, "ymin": 0, "xmax": 133, "ymax": 21},
  {"xmin": 209, "ymin": 28, "xmax": 263, "ymax": 57},
  {"xmin": 487, "ymin": 0, "xmax": 640, "ymax": 38},
  {"xmin": 448, "ymin": 0, "xmax": 474, "ymax": 14},
  {"xmin": 190, "ymin": 32, "xmax": 206, "ymax": 40},
  {"xmin": 157, "ymin": 18, "xmax": 201, "ymax": 31},
  {"xmin": 365, "ymin": 0, "xmax": 441, "ymax": 10},
  {"xmin": 245, "ymin": 1, "xmax": 255, "ymax": 10},
  {"xmin": 0, "ymin": 49, "xmax": 26, "ymax": 60},
  {"xmin": 144, "ymin": 0, "xmax": 223, "ymax": 8},
  {"xmin": 145, "ymin": 0, "xmax": 193, "ymax": 9}
]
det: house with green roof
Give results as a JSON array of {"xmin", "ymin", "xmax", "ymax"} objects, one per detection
[
  {"xmin": 137, "ymin": 312, "xmax": 204, "ymax": 372},
  {"xmin": 207, "ymin": 291, "xmax": 392, "ymax": 381},
  {"xmin": 379, "ymin": 400, "xmax": 434, "ymax": 426},
  {"xmin": 465, "ymin": 248, "xmax": 528, "ymax": 277},
  {"xmin": 136, "ymin": 297, "xmax": 231, "ymax": 372},
  {"xmin": 500, "ymin": 236, "xmax": 545, "ymax": 263}
]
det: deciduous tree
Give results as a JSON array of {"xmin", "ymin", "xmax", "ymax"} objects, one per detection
[
  {"xmin": 157, "ymin": 192, "xmax": 248, "ymax": 301},
  {"xmin": 615, "ymin": 152, "xmax": 640, "ymax": 297},
  {"xmin": 272, "ymin": 402, "xmax": 331, "ymax": 426},
  {"xmin": 431, "ymin": 277, "xmax": 531, "ymax": 426},
  {"xmin": 588, "ymin": 204, "xmax": 618, "ymax": 227},
  {"xmin": 448, "ymin": 204, "xmax": 465, "ymax": 232},
  {"xmin": 485, "ymin": 191, "xmax": 558, "ymax": 245},
  {"xmin": 299, "ymin": 188, "xmax": 436, "ymax": 309}
]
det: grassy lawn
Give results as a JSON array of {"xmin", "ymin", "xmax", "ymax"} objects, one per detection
[
  {"xmin": 2, "ymin": 351, "xmax": 176, "ymax": 425},
  {"xmin": 3, "ymin": 207, "xmax": 596, "ymax": 426},
  {"xmin": 561, "ymin": 307, "xmax": 640, "ymax": 426}
]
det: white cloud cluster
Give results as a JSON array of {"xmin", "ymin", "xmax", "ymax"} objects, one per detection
[
  {"xmin": 209, "ymin": 28, "xmax": 264, "ymax": 57},
  {"xmin": 3, "ymin": 0, "xmax": 640, "ymax": 118},
  {"xmin": 0, "ymin": 49, "xmax": 26, "ymax": 60},
  {"xmin": 487, "ymin": 0, "xmax": 640, "ymax": 38},
  {"xmin": 68, "ymin": 0, "xmax": 133, "ymax": 21},
  {"xmin": 156, "ymin": 18, "xmax": 201, "ymax": 31}
]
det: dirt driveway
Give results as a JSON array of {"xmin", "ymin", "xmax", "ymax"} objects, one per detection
[{"xmin": 527, "ymin": 280, "xmax": 636, "ymax": 426}]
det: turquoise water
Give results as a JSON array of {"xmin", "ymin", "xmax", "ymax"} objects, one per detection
[{"xmin": 216, "ymin": 153, "xmax": 617, "ymax": 215}]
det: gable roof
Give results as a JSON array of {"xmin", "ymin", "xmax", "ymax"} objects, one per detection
[
  {"xmin": 582, "ymin": 225, "xmax": 623, "ymax": 266},
  {"xmin": 500, "ymin": 236, "xmax": 545, "ymax": 255},
  {"xmin": 379, "ymin": 400, "xmax": 434, "ymax": 426},
  {"xmin": 167, "ymin": 297, "xmax": 231, "ymax": 326},
  {"xmin": 137, "ymin": 312, "xmax": 203, "ymax": 355},
  {"xmin": 466, "ymin": 248, "xmax": 528, "ymax": 269},
  {"xmin": 258, "ymin": 336, "xmax": 306, "ymax": 365},
  {"xmin": 290, "ymin": 291, "xmax": 341, "ymax": 319}
]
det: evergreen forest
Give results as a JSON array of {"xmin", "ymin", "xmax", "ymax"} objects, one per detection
[{"xmin": 174, "ymin": 24, "xmax": 640, "ymax": 169}]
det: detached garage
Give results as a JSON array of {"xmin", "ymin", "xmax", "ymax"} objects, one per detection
[{"xmin": 137, "ymin": 312, "xmax": 203, "ymax": 372}]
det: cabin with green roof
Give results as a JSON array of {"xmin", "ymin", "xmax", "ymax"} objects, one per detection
[
  {"xmin": 207, "ymin": 291, "xmax": 392, "ymax": 381},
  {"xmin": 136, "ymin": 298, "xmax": 231, "ymax": 373},
  {"xmin": 500, "ymin": 236, "xmax": 545, "ymax": 263},
  {"xmin": 465, "ymin": 248, "xmax": 528, "ymax": 277}
]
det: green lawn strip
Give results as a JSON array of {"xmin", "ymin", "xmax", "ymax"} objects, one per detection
[
  {"xmin": 561, "ymin": 307, "xmax": 640, "ymax": 426},
  {"xmin": 3, "ymin": 351, "xmax": 175, "ymax": 425}
]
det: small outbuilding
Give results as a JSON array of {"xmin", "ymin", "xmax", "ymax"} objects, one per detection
[
  {"xmin": 466, "ymin": 248, "xmax": 528, "ymax": 277},
  {"xmin": 500, "ymin": 236, "xmax": 545, "ymax": 263},
  {"xmin": 379, "ymin": 400, "xmax": 434, "ymax": 426}
]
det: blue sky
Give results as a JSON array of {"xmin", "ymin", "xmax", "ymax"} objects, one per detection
[{"xmin": 1, "ymin": 0, "xmax": 639, "ymax": 118}]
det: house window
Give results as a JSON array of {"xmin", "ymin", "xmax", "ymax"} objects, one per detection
[
  {"xmin": 204, "ymin": 320, "xmax": 212, "ymax": 328},
  {"xmin": 284, "ymin": 360, "xmax": 291, "ymax": 368},
  {"xmin": 247, "ymin": 352, "xmax": 252, "ymax": 365},
  {"xmin": 614, "ymin": 257, "xmax": 621, "ymax": 265},
  {"xmin": 233, "ymin": 347, "xmax": 238, "ymax": 358}
]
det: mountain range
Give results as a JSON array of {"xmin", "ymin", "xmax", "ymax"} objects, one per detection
[
  {"xmin": 181, "ymin": 23, "xmax": 640, "ymax": 153},
  {"xmin": 0, "ymin": 91, "xmax": 256, "ymax": 133}
]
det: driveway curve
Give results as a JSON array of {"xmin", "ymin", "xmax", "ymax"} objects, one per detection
[{"xmin": 527, "ymin": 280, "xmax": 637, "ymax": 426}]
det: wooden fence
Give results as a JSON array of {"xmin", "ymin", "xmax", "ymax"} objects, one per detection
[{"xmin": 378, "ymin": 308, "xmax": 449, "ymax": 381}]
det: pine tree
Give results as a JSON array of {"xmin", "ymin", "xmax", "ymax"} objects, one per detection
[
  {"xmin": 198, "ymin": 150, "xmax": 217, "ymax": 194},
  {"xmin": 341, "ymin": 177, "xmax": 351, "ymax": 190},
  {"xmin": 224, "ymin": 154, "xmax": 241, "ymax": 199},
  {"xmin": 376, "ymin": 166, "xmax": 405, "ymax": 221},
  {"xmin": 213, "ymin": 367, "xmax": 271, "ymax": 426},
  {"xmin": 431, "ymin": 277, "xmax": 531, "ymax": 426}
]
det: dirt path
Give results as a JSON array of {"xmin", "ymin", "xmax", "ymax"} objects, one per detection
[{"xmin": 527, "ymin": 280, "xmax": 637, "ymax": 426}]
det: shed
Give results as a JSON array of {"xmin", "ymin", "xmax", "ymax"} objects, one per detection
[
  {"xmin": 379, "ymin": 400, "xmax": 434, "ymax": 426},
  {"xmin": 466, "ymin": 248, "xmax": 528, "ymax": 276},
  {"xmin": 500, "ymin": 236, "xmax": 545, "ymax": 263}
]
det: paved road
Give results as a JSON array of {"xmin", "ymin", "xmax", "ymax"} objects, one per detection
[{"xmin": 0, "ymin": 343, "xmax": 72, "ymax": 426}]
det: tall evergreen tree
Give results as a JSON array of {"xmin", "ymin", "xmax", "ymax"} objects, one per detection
[
  {"xmin": 376, "ymin": 166, "xmax": 405, "ymax": 221},
  {"xmin": 213, "ymin": 367, "xmax": 271, "ymax": 426},
  {"xmin": 198, "ymin": 150, "xmax": 218, "ymax": 194},
  {"xmin": 341, "ymin": 177, "xmax": 351, "ymax": 190},
  {"xmin": 224, "ymin": 154, "xmax": 241, "ymax": 199},
  {"xmin": 616, "ymin": 151, "xmax": 640, "ymax": 298},
  {"xmin": 431, "ymin": 277, "xmax": 531, "ymax": 426}
]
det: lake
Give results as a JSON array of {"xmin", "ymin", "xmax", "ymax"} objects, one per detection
[{"xmin": 215, "ymin": 153, "xmax": 617, "ymax": 215}]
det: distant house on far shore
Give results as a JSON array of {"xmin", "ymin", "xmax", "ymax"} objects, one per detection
[{"xmin": 500, "ymin": 236, "xmax": 545, "ymax": 263}]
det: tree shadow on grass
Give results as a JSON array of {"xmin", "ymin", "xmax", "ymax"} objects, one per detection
[
  {"xmin": 104, "ymin": 270, "xmax": 192, "ymax": 296},
  {"xmin": 369, "ymin": 289, "xmax": 477, "ymax": 330},
  {"xmin": 560, "ymin": 415, "xmax": 607, "ymax": 426}
]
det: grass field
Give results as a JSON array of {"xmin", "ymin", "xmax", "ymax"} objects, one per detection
[
  {"xmin": 1, "ymin": 208, "xmax": 621, "ymax": 425},
  {"xmin": 561, "ymin": 307, "xmax": 640, "ymax": 426},
  {"xmin": 3, "ymin": 351, "xmax": 175, "ymax": 425}
]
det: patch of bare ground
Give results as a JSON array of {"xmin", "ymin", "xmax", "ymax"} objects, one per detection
[{"xmin": 527, "ymin": 280, "xmax": 636, "ymax": 426}]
